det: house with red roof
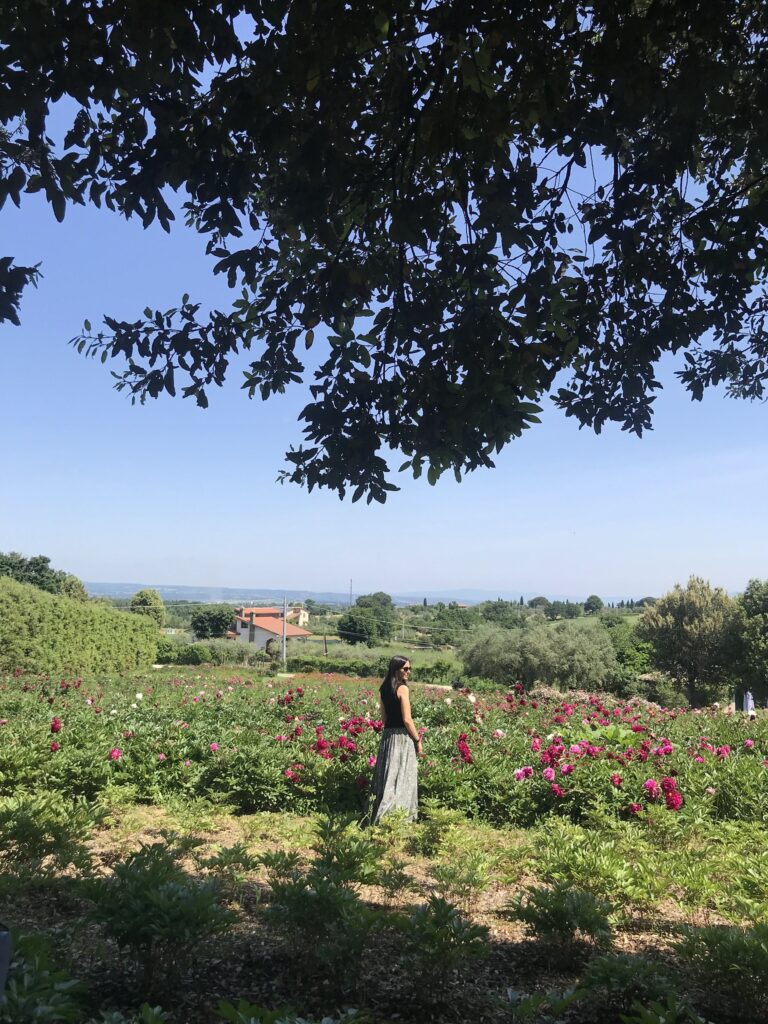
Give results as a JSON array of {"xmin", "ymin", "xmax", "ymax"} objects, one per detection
[{"xmin": 232, "ymin": 607, "xmax": 311, "ymax": 648}]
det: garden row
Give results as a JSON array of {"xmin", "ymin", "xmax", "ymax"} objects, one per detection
[{"xmin": 1, "ymin": 668, "xmax": 766, "ymax": 826}]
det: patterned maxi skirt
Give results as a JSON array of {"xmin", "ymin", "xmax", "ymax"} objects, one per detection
[{"xmin": 370, "ymin": 727, "xmax": 418, "ymax": 823}]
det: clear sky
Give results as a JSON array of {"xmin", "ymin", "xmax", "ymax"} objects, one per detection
[{"xmin": 2, "ymin": 188, "xmax": 767, "ymax": 601}]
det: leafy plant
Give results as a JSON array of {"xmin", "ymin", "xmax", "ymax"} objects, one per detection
[
  {"xmin": 674, "ymin": 923, "xmax": 768, "ymax": 1016},
  {"xmin": 398, "ymin": 895, "xmax": 489, "ymax": 993},
  {"xmin": 581, "ymin": 953, "xmax": 677, "ymax": 1012},
  {"xmin": 509, "ymin": 884, "xmax": 613, "ymax": 955},
  {"xmin": 0, "ymin": 793, "xmax": 95, "ymax": 881},
  {"xmin": 505, "ymin": 988, "xmax": 584, "ymax": 1022},
  {"xmin": 84, "ymin": 835, "xmax": 234, "ymax": 995},
  {"xmin": 620, "ymin": 995, "xmax": 711, "ymax": 1024},
  {"xmin": 430, "ymin": 849, "xmax": 494, "ymax": 909},
  {"xmin": 0, "ymin": 932, "xmax": 84, "ymax": 1023}
]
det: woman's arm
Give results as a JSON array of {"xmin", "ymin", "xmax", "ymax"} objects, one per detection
[{"xmin": 397, "ymin": 685, "xmax": 423, "ymax": 754}]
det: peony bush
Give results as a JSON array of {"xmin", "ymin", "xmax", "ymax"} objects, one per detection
[{"xmin": 1, "ymin": 669, "xmax": 766, "ymax": 827}]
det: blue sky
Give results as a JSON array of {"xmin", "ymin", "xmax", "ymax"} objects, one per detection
[{"xmin": 2, "ymin": 189, "xmax": 767, "ymax": 600}]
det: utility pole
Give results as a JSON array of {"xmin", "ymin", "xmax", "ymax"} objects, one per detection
[
  {"xmin": 281, "ymin": 595, "xmax": 287, "ymax": 671},
  {"xmin": 402, "ymin": 612, "xmax": 405, "ymax": 643}
]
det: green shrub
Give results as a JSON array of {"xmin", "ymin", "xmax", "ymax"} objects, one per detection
[
  {"xmin": 674, "ymin": 923, "xmax": 768, "ymax": 1016},
  {"xmin": 581, "ymin": 953, "xmax": 677, "ymax": 1012},
  {"xmin": 0, "ymin": 793, "xmax": 95, "ymax": 881},
  {"xmin": 509, "ymin": 884, "xmax": 613, "ymax": 953},
  {"xmin": 0, "ymin": 577, "xmax": 157, "ymax": 674},
  {"xmin": 84, "ymin": 834, "xmax": 234, "ymax": 995},
  {"xmin": 397, "ymin": 894, "xmax": 489, "ymax": 993}
]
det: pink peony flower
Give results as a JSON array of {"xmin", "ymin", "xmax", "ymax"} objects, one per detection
[
  {"xmin": 560, "ymin": 763, "xmax": 574, "ymax": 775},
  {"xmin": 209, "ymin": 742, "xmax": 219, "ymax": 752},
  {"xmin": 550, "ymin": 783, "xmax": 565, "ymax": 798},
  {"xmin": 530, "ymin": 737, "xmax": 541, "ymax": 752},
  {"xmin": 744, "ymin": 739, "xmax": 754, "ymax": 749},
  {"xmin": 367, "ymin": 755, "xmax": 377, "ymax": 767},
  {"xmin": 610, "ymin": 773, "xmax": 623, "ymax": 787},
  {"xmin": 660, "ymin": 776, "xmax": 677, "ymax": 794},
  {"xmin": 492, "ymin": 729, "xmax": 505, "ymax": 739},
  {"xmin": 184, "ymin": 759, "xmax": 191, "ymax": 767},
  {"xmin": 158, "ymin": 752, "xmax": 166, "ymax": 761},
  {"xmin": 705, "ymin": 786, "xmax": 716, "ymax": 796},
  {"xmin": 50, "ymin": 717, "xmax": 62, "ymax": 733},
  {"xmin": 108, "ymin": 747, "xmax": 123, "ymax": 761},
  {"xmin": 542, "ymin": 767, "xmax": 556, "ymax": 782},
  {"xmin": 627, "ymin": 803, "xmax": 642, "ymax": 815},
  {"xmin": 643, "ymin": 778, "xmax": 660, "ymax": 800},
  {"xmin": 665, "ymin": 790, "xmax": 683, "ymax": 811},
  {"xmin": 50, "ymin": 741, "xmax": 60, "ymax": 752}
]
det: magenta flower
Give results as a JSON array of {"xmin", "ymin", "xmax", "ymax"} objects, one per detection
[
  {"xmin": 158, "ymin": 752, "xmax": 167, "ymax": 761},
  {"xmin": 542, "ymin": 767, "xmax": 556, "ymax": 782},
  {"xmin": 50, "ymin": 717, "xmax": 62, "ymax": 734},
  {"xmin": 660, "ymin": 776, "xmax": 677, "ymax": 794},
  {"xmin": 643, "ymin": 778, "xmax": 660, "ymax": 799},
  {"xmin": 530, "ymin": 737, "xmax": 541, "ymax": 752},
  {"xmin": 108, "ymin": 747, "xmax": 123, "ymax": 761},
  {"xmin": 184, "ymin": 759, "xmax": 192, "ymax": 767},
  {"xmin": 209, "ymin": 742, "xmax": 219, "ymax": 752},
  {"xmin": 367, "ymin": 754, "xmax": 377, "ymax": 767},
  {"xmin": 627, "ymin": 802, "xmax": 642, "ymax": 815},
  {"xmin": 560, "ymin": 763, "xmax": 574, "ymax": 775},
  {"xmin": 610, "ymin": 773, "xmax": 623, "ymax": 787},
  {"xmin": 744, "ymin": 739, "xmax": 754, "ymax": 749},
  {"xmin": 550, "ymin": 783, "xmax": 565, "ymax": 798},
  {"xmin": 665, "ymin": 790, "xmax": 683, "ymax": 811},
  {"xmin": 50, "ymin": 741, "xmax": 60, "ymax": 752}
]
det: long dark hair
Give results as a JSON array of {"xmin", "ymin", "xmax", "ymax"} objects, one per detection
[{"xmin": 383, "ymin": 655, "xmax": 409, "ymax": 693}]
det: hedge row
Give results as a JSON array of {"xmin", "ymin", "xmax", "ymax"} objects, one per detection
[{"xmin": 0, "ymin": 577, "xmax": 157, "ymax": 674}]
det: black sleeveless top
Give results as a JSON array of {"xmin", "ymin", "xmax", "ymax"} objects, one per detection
[{"xmin": 380, "ymin": 681, "xmax": 406, "ymax": 728}]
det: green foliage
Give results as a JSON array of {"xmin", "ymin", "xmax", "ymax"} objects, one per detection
[
  {"xmin": 506, "ymin": 988, "xmax": 584, "ymax": 1023},
  {"xmin": 674, "ymin": 923, "xmax": 768, "ymax": 1016},
  {"xmin": 619, "ymin": 996, "xmax": 710, "ymax": 1024},
  {"xmin": 191, "ymin": 606, "xmax": 236, "ymax": 640},
  {"xmin": 60, "ymin": 574, "xmax": 88, "ymax": 602},
  {"xmin": 398, "ymin": 894, "xmax": 489, "ymax": 990},
  {"xmin": 84, "ymin": 834, "xmax": 234, "ymax": 994},
  {"xmin": 87, "ymin": 1009, "xmax": 170, "ymax": 1024},
  {"xmin": 460, "ymin": 620, "xmax": 619, "ymax": 690},
  {"xmin": 509, "ymin": 884, "xmax": 613, "ymax": 952},
  {"xmin": 0, "ymin": 577, "xmax": 157, "ymax": 674},
  {"xmin": 738, "ymin": 578, "xmax": 768, "ymax": 700},
  {"xmin": 129, "ymin": 589, "xmax": 165, "ymax": 629},
  {"xmin": 429, "ymin": 849, "xmax": 493, "ymax": 909},
  {"xmin": 0, "ymin": 551, "xmax": 67, "ymax": 594},
  {"xmin": 584, "ymin": 594, "xmax": 604, "ymax": 615},
  {"xmin": 5, "ymin": 7, "xmax": 768, "ymax": 500},
  {"xmin": 638, "ymin": 577, "xmax": 741, "ymax": 703},
  {"xmin": 0, "ymin": 932, "xmax": 84, "ymax": 1023},
  {"xmin": 217, "ymin": 1006, "xmax": 359, "ymax": 1024},
  {"xmin": 581, "ymin": 953, "xmax": 677, "ymax": 1012},
  {"xmin": 0, "ymin": 793, "xmax": 95, "ymax": 880}
]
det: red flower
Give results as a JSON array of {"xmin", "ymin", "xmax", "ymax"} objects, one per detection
[
  {"xmin": 610, "ymin": 773, "xmax": 623, "ymax": 787},
  {"xmin": 50, "ymin": 741, "xmax": 60, "ymax": 752},
  {"xmin": 50, "ymin": 717, "xmax": 62, "ymax": 733}
]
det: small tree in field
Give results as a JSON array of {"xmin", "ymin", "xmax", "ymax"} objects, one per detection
[
  {"xmin": 130, "ymin": 589, "xmax": 165, "ymax": 629},
  {"xmin": 638, "ymin": 577, "xmax": 740, "ymax": 705},
  {"xmin": 584, "ymin": 594, "xmax": 604, "ymax": 615}
]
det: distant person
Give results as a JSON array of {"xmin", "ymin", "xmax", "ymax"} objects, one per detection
[
  {"xmin": 744, "ymin": 689, "xmax": 757, "ymax": 720},
  {"xmin": 370, "ymin": 655, "xmax": 422, "ymax": 823}
]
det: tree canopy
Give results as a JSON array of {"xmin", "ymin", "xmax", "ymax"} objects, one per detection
[
  {"xmin": 4, "ymin": 2, "xmax": 768, "ymax": 500},
  {"xmin": 129, "ymin": 588, "xmax": 166, "ymax": 628}
]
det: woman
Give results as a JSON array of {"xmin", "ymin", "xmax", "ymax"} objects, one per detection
[{"xmin": 370, "ymin": 655, "xmax": 422, "ymax": 823}]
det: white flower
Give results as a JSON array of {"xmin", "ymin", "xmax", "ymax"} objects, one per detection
[
  {"xmin": 444, "ymin": 698, "xmax": 452, "ymax": 706},
  {"xmin": 130, "ymin": 703, "xmax": 138, "ymax": 709},
  {"xmin": 110, "ymin": 709, "xmax": 117, "ymax": 716},
  {"xmin": 135, "ymin": 692, "xmax": 143, "ymax": 700},
  {"xmin": 467, "ymin": 693, "xmax": 477, "ymax": 704}
]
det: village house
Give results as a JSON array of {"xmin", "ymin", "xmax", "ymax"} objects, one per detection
[{"xmin": 230, "ymin": 606, "xmax": 311, "ymax": 649}]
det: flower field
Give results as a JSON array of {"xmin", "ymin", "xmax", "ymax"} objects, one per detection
[
  {"xmin": 2, "ymin": 667, "xmax": 768, "ymax": 1024},
  {"xmin": 2, "ymin": 668, "xmax": 767, "ymax": 826}
]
